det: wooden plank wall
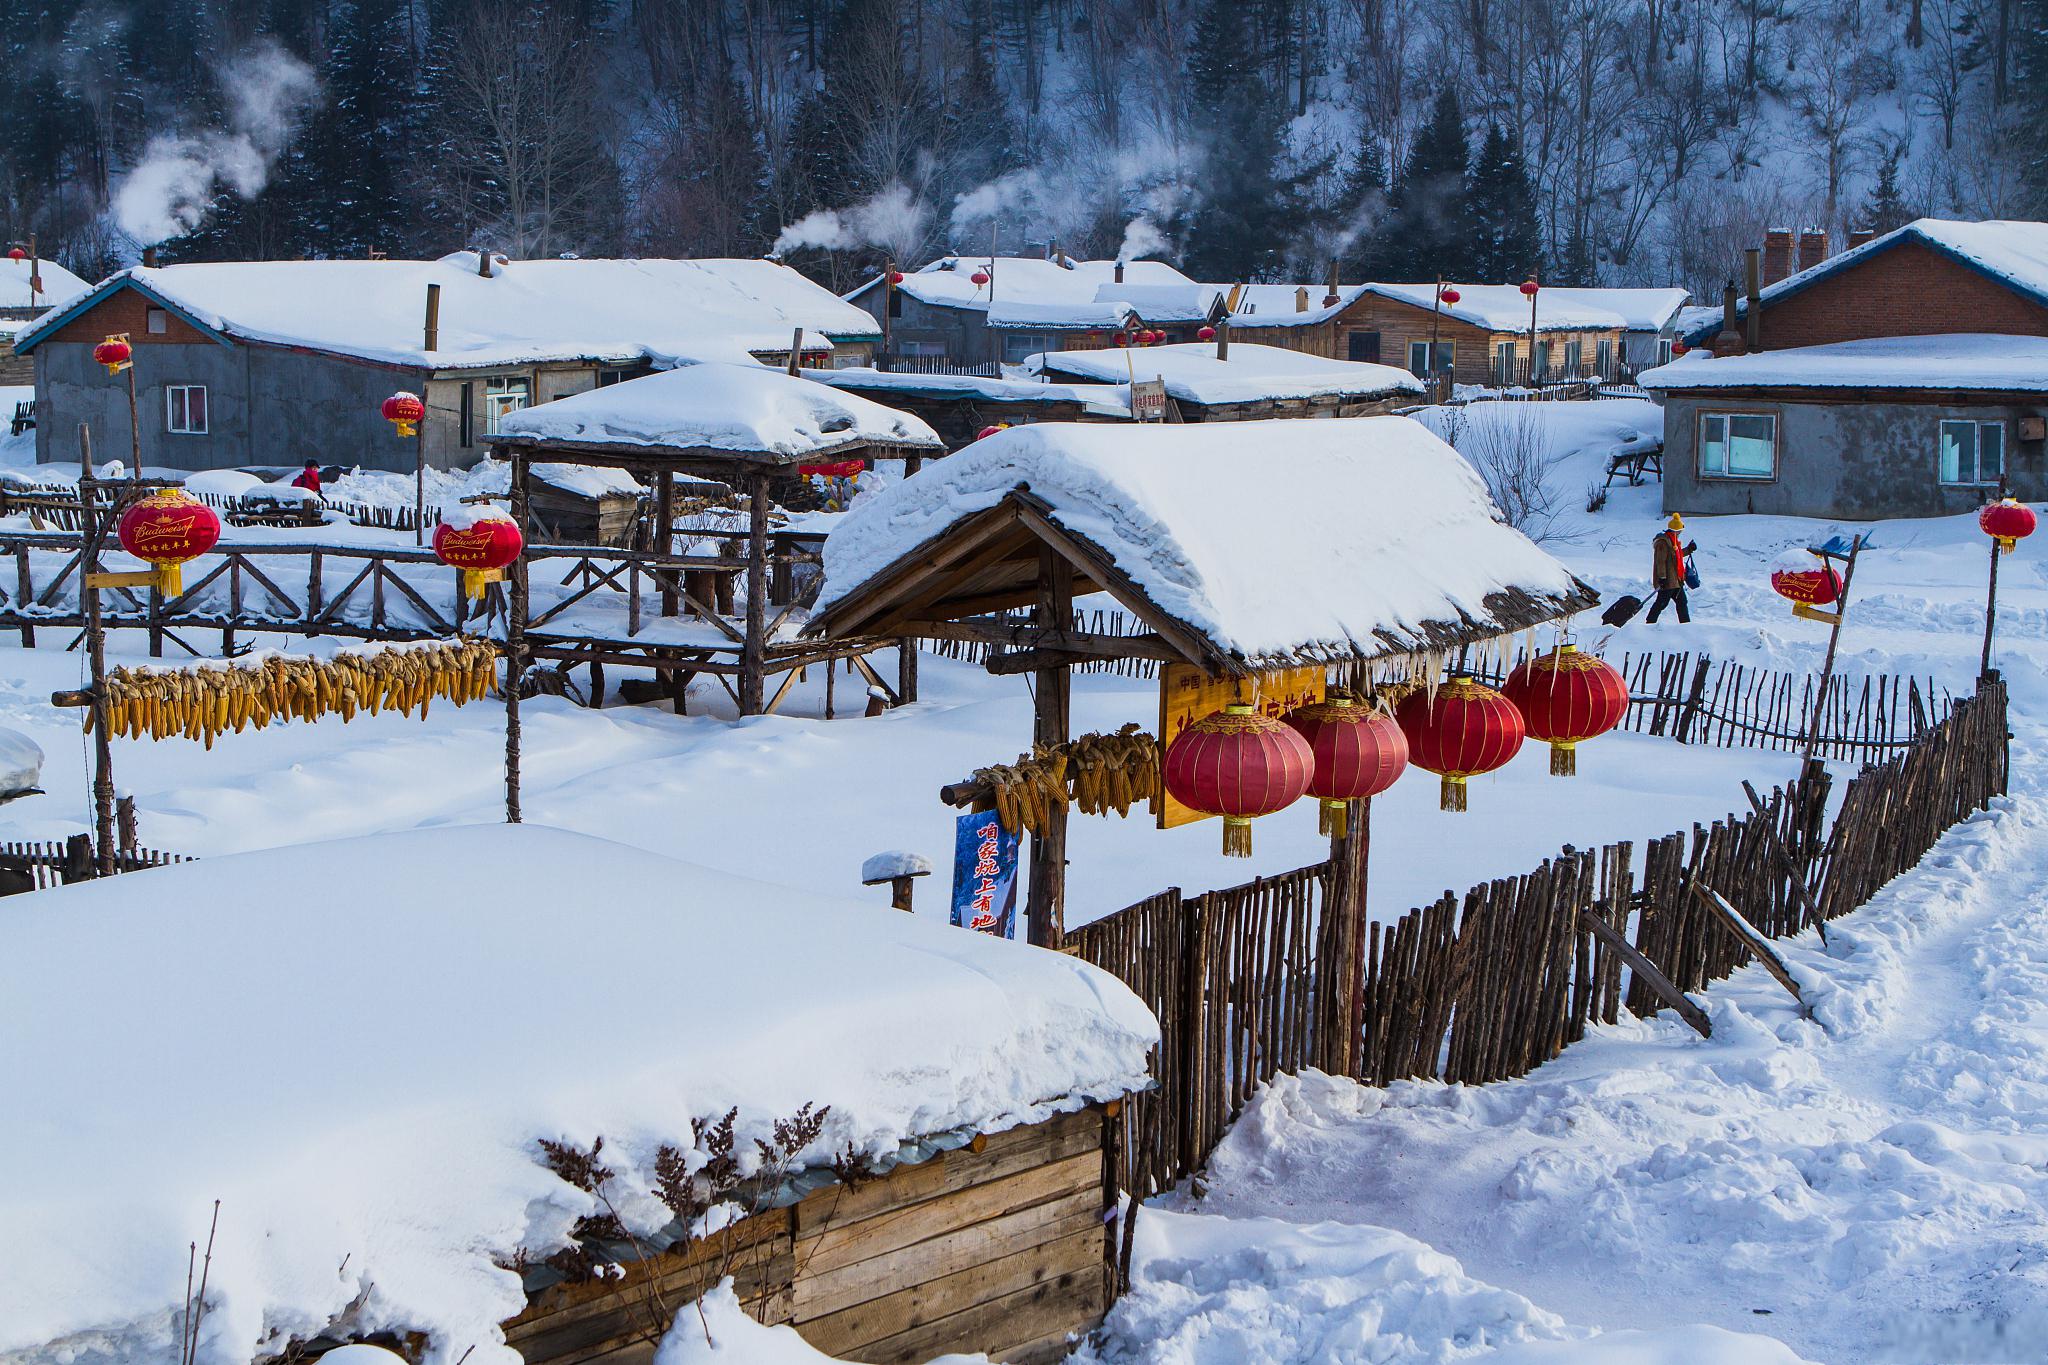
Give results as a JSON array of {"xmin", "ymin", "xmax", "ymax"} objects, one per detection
[{"xmin": 499, "ymin": 1106, "xmax": 1110, "ymax": 1365}]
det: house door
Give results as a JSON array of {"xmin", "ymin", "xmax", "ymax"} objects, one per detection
[{"xmin": 1347, "ymin": 331, "xmax": 1382, "ymax": 363}]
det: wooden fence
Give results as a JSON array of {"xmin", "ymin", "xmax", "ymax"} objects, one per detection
[
  {"xmin": 0, "ymin": 834, "xmax": 193, "ymax": 890},
  {"xmin": 1072, "ymin": 678, "xmax": 2009, "ymax": 1195},
  {"xmin": 1617, "ymin": 650, "xmax": 1952, "ymax": 758}
]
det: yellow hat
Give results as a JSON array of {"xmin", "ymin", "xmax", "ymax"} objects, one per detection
[{"xmin": 1667, "ymin": 514, "xmax": 1685, "ymax": 531}]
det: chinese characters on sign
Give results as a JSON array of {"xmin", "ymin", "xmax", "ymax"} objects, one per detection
[{"xmin": 950, "ymin": 808, "xmax": 1020, "ymax": 937}]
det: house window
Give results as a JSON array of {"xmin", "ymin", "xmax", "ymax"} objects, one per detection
[
  {"xmin": 1656, "ymin": 337, "xmax": 1675, "ymax": 366},
  {"xmin": 887, "ymin": 288, "xmax": 903, "ymax": 319},
  {"xmin": 459, "ymin": 382, "xmax": 474, "ymax": 448},
  {"xmin": 1346, "ymin": 331, "xmax": 1381, "ymax": 364},
  {"xmin": 1533, "ymin": 341, "xmax": 1552, "ymax": 380},
  {"xmin": 146, "ymin": 308, "xmax": 169, "ymax": 335},
  {"xmin": 1699, "ymin": 411, "xmax": 1776, "ymax": 479},
  {"xmin": 596, "ymin": 368, "xmax": 633, "ymax": 387},
  {"xmin": 1563, "ymin": 339, "xmax": 1582, "ymax": 374},
  {"xmin": 1597, "ymin": 339, "xmax": 1614, "ymax": 376},
  {"xmin": 1939, "ymin": 420, "xmax": 2004, "ymax": 485},
  {"xmin": 1002, "ymin": 332, "xmax": 1053, "ymax": 364},
  {"xmin": 1495, "ymin": 340, "xmax": 1517, "ymax": 385},
  {"xmin": 1406, "ymin": 341, "xmax": 1454, "ymax": 376},
  {"xmin": 165, "ymin": 385, "xmax": 208, "ymax": 434},
  {"xmin": 483, "ymin": 377, "xmax": 531, "ymax": 434}
]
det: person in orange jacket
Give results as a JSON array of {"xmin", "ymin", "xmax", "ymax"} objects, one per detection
[
  {"xmin": 1646, "ymin": 513, "xmax": 1697, "ymax": 623},
  {"xmin": 291, "ymin": 460, "xmax": 322, "ymax": 493}
]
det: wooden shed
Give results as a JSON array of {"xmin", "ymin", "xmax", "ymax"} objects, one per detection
[{"xmin": 1025, "ymin": 340, "xmax": 1423, "ymax": 421}]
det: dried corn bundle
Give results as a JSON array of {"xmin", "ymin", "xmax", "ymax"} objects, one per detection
[
  {"xmin": 1067, "ymin": 722, "xmax": 1160, "ymax": 817},
  {"xmin": 85, "ymin": 639, "xmax": 502, "ymax": 747}
]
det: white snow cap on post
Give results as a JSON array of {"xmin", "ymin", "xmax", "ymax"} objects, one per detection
[{"xmin": 861, "ymin": 850, "xmax": 933, "ymax": 884}]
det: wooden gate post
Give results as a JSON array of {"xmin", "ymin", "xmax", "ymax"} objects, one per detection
[
  {"xmin": 504, "ymin": 448, "xmax": 531, "ymax": 823},
  {"xmin": 1026, "ymin": 548, "xmax": 1072, "ymax": 948},
  {"xmin": 1321, "ymin": 796, "xmax": 1371, "ymax": 1077},
  {"xmin": 76, "ymin": 440, "xmax": 119, "ymax": 877},
  {"xmin": 740, "ymin": 474, "xmax": 769, "ymax": 715}
]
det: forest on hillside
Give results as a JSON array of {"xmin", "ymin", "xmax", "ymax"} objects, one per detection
[{"xmin": 4, "ymin": 0, "xmax": 2044, "ymax": 298}]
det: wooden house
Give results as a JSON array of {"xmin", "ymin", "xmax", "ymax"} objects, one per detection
[
  {"xmin": 14, "ymin": 253, "xmax": 881, "ymax": 474},
  {"xmin": 0, "ymin": 824, "xmax": 1156, "ymax": 1365},
  {"xmin": 1648, "ymin": 218, "xmax": 2048, "ymax": 519}
]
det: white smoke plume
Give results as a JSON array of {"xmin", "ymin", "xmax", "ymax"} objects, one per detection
[
  {"xmin": 1117, "ymin": 216, "xmax": 1169, "ymax": 262},
  {"xmin": 113, "ymin": 40, "xmax": 320, "ymax": 246},
  {"xmin": 771, "ymin": 182, "xmax": 930, "ymax": 260}
]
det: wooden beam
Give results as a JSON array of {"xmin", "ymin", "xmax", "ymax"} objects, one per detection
[
  {"xmin": 741, "ymin": 473, "xmax": 770, "ymax": 714},
  {"xmin": 1579, "ymin": 910, "xmax": 1712, "ymax": 1038},
  {"xmin": 913, "ymin": 618, "xmax": 1181, "ymax": 661},
  {"xmin": 1027, "ymin": 548, "xmax": 1073, "ymax": 950},
  {"xmin": 1692, "ymin": 880, "xmax": 1806, "ymax": 1006},
  {"xmin": 985, "ymin": 646, "xmax": 1107, "ymax": 676},
  {"xmin": 1009, "ymin": 495, "xmax": 1223, "ymax": 674}
]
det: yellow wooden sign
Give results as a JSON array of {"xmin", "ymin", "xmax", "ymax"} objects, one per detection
[
  {"xmin": 1154, "ymin": 662, "xmax": 1325, "ymax": 828},
  {"xmin": 1792, "ymin": 602, "xmax": 1842, "ymax": 626}
]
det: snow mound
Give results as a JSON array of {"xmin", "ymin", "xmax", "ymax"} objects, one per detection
[
  {"xmin": 0, "ymin": 824, "xmax": 1155, "ymax": 1365},
  {"xmin": 1641, "ymin": 334, "xmax": 2048, "ymax": 393},
  {"xmin": 182, "ymin": 470, "xmax": 266, "ymax": 499},
  {"xmin": 0, "ymin": 725, "xmax": 42, "ymax": 798},
  {"xmin": 1027, "ymin": 341, "xmax": 1422, "ymax": 404},
  {"xmin": 861, "ymin": 850, "xmax": 932, "ymax": 882}
]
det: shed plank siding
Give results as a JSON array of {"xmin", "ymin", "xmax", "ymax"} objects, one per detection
[
  {"xmin": 1757, "ymin": 239, "xmax": 2048, "ymax": 351},
  {"xmin": 501, "ymin": 1104, "xmax": 1111, "ymax": 1365}
]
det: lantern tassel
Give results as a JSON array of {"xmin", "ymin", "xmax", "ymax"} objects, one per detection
[
  {"xmin": 1222, "ymin": 816, "xmax": 1253, "ymax": 858},
  {"xmin": 1551, "ymin": 740, "xmax": 1577, "ymax": 777},
  {"xmin": 1441, "ymin": 774, "xmax": 1466, "ymax": 813},
  {"xmin": 154, "ymin": 564, "xmax": 182, "ymax": 598},
  {"xmin": 1319, "ymin": 798, "xmax": 1347, "ymax": 840},
  {"xmin": 1999, "ymin": 536, "xmax": 2017, "ymax": 554}
]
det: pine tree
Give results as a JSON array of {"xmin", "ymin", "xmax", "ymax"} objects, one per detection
[
  {"xmin": 1384, "ymin": 84, "xmax": 1474, "ymax": 281},
  {"xmin": 2017, "ymin": 0, "xmax": 2048, "ymax": 215},
  {"xmin": 1465, "ymin": 123, "xmax": 1541, "ymax": 282},
  {"xmin": 280, "ymin": 0, "xmax": 420, "ymax": 256},
  {"xmin": 1178, "ymin": 0, "xmax": 1302, "ymax": 281},
  {"xmin": 1337, "ymin": 136, "xmax": 1394, "ymax": 280},
  {"xmin": 1862, "ymin": 145, "xmax": 1914, "ymax": 234}
]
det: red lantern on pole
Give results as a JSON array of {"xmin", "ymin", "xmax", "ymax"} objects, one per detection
[
  {"xmin": 1520, "ymin": 278, "xmax": 1540, "ymax": 297},
  {"xmin": 1394, "ymin": 676, "xmax": 1524, "ymax": 812},
  {"xmin": 117, "ymin": 489, "xmax": 220, "ymax": 597},
  {"xmin": 381, "ymin": 391, "xmax": 425, "ymax": 439},
  {"xmin": 1439, "ymin": 287, "xmax": 1461, "ymax": 305},
  {"xmin": 1162, "ymin": 702, "xmax": 1315, "ymax": 856},
  {"xmin": 1198, "ymin": 325, "xmax": 1216, "ymax": 341},
  {"xmin": 93, "ymin": 336, "xmax": 133, "ymax": 375},
  {"xmin": 1980, "ymin": 497, "xmax": 2037, "ymax": 553},
  {"xmin": 1770, "ymin": 564, "xmax": 1844, "ymax": 606},
  {"xmin": 6, "ymin": 247, "xmax": 23, "ymax": 262},
  {"xmin": 434, "ymin": 511, "xmax": 524, "ymax": 599},
  {"xmin": 887, "ymin": 270, "xmax": 905, "ymax": 285},
  {"xmin": 1501, "ymin": 644, "xmax": 1629, "ymax": 777},
  {"xmin": 1112, "ymin": 331, "xmax": 1129, "ymax": 346},
  {"xmin": 1286, "ymin": 695, "xmax": 1407, "ymax": 836},
  {"xmin": 974, "ymin": 423, "xmax": 1010, "ymax": 441},
  {"xmin": 970, "ymin": 270, "xmax": 991, "ymax": 286}
]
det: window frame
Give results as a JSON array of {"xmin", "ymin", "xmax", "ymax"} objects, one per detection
[
  {"xmin": 482, "ymin": 376, "xmax": 533, "ymax": 436},
  {"xmin": 1697, "ymin": 408, "xmax": 1778, "ymax": 481},
  {"xmin": 1937, "ymin": 419, "xmax": 2005, "ymax": 486},
  {"xmin": 164, "ymin": 385, "xmax": 208, "ymax": 435},
  {"xmin": 1563, "ymin": 338, "xmax": 1582, "ymax": 374},
  {"xmin": 146, "ymin": 307, "xmax": 169, "ymax": 336},
  {"xmin": 1495, "ymin": 340, "xmax": 1516, "ymax": 385},
  {"xmin": 1597, "ymin": 338, "xmax": 1614, "ymax": 376}
]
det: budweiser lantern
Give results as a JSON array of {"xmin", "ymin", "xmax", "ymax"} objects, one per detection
[
  {"xmin": 1394, "ymin": 675, "xmax": 1524, "ymax": 812},
  {"xmin": 1162, "ymin": 702, "xmax": 1314, "ymax": 857},
  {"xmin": 381, "ymin": 391, "xmax": 425, "ymax": 439},
  {"xmin": 1520, "ymin": 278, "xmax": 1540, "ymax": 297},
  {"xmin": 93, "ymin": 335, "xmax": 132, "ymax": 375},
  {"xmin": 1980, "ymin": 497, "xmax": 2037, "ymax": 554},
  {"xmin": 433, "ymin": 511, "xmax": 524, "ymax": 599},
  {"xmin": 117, "ymin": 489, "xmax": 220, "ymax": 597},
  {"xmin": 1439, "ymin": 287, "xmax": 1461, "ymax": 305},
  {"xmin": 1198, "ymin": 325, "xmax": 1216, "ymax": 341},
  {"xmin": 798, "ymin": 457, "xmax": 865, "ymax": 479},
  {"xmin": 1286, "ymin": 695, "xmax": 1408, "ymax": 837},
  {"xmin": 1770, "ymin": 563, "xmax": 1844, "ymax": 606},
  {"xmin": 1501, "ymin": 644, "xmax": 1628, "ymax": 777}
]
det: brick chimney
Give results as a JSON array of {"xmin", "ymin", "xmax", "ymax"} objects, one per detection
[
  {"xmin": 1797, "ymin": 228, "xmax": 1828, "ymax": 273},
  {"xmin": 1847, "ymin": 227, "xmax": 1876, "ymax": 250},
  {"xmin": 142, "ymin": 245, "xmax": 160, "ymax": 269},
  {"xmin": 1114, "ymin": 260, "xmax": 1125, "ymax": 284},
  {"xmin": 1712, "ymin": 280, "xmax": 1745, "ymax": 356},
  {"xmin": 1762, "ymin": 230, "xmax": 1794, "ymax": 286}
]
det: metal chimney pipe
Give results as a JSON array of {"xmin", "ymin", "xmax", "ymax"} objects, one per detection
[
  {"xmin": 1114, "ymin": 261, "xmax": 1124, "ymax": 284},
  {"xmin": 1324, "ymin": 260, "xmax": 1340, "ymax": 307},
  {"xmin": 424, "ymin": 283, "xmax": 441, "ymax": 352},
  {"xmin": 477, "ymin": 247, "xmax": 492, "ymax": 278},
  {"xmin": 1744, "ymin": 248, "xmax": 1762, "ymax": 352}
]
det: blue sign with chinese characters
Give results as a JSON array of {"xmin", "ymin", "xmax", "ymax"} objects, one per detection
[{"xmin": 950, "ymin": 809, "xmax": 1020, "ymax": 937}]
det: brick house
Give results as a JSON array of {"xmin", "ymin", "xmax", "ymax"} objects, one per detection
[
  {"xmin": 1646, "ymin": 218, "xmax": 2048, "ymax": 519},
  {"xmin": 17, "ymin": 252, "xmax": 880, "ymax": 474}
]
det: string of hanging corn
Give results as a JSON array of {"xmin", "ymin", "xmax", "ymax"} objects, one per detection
[
  {"xmin": 85, "ymin": 640, "xmax": 502, "ymax": 747},
  {"xmin": 973, "ymin": 723, "xmax": 1162, "ymax": 835}
]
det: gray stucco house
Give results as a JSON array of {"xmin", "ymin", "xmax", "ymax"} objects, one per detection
[{"xmin": 18, "ymin": 252, "xmax": 880, "ymax": 474}]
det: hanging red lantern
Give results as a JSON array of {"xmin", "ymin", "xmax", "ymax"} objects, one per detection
[
  {"xmin": 381, "ymin": 391, "xmax": 425, "ymax": 439},
  {"xmin": 1439, "ymin": 287, "xmax": 1461, "ymax": 305},
  {"xmin": 6, "ymin": 247, "xmax": 23, "ymax": 262},
  {"xmin": 1501, "ymin": 644, "xmax": 1628, "ymax": 777},
  {"xmin": 1198, "ymin": 325, "xmax": 1216, "ymax": 341},
  {"xmin": 798, "ymin": 457, "xmax": 866, "ymax": 479},
  {"xmin": 1112, "ymin": 331, "xmax": 1128, "ymax": 346},
  {"xmin": 1394, "ymin": 676, "xmax": 1524, "ymax": 812},
  {"xmin": 93, "ymin": 335, "xmax": 132, "ymax": 375},
  {"xmin": 973, "ymin": 423, "xmax": 1011, "ymax": 441},
  {"xmin": 433, "ymin": 511, "xmax": 524, "ymax": 599},
  {"xmin": 1980, "ymin": 497, "xmax": 2037, "ymax": 554},
  {"xmin": 1671, "ymin": 340, "xmax": 1690, "ymax": 357},
  {"xmin": 1770, "ymin": 564, "xmax": 1844, "ymax": 606},
  {"xmin": 1286, "ymin": 695, "xmax": 1408, "ymax": 837},
  {"xmin": 1162, "ymin": 702, "xmax": 1315, "ymax": 857},
  {"xmin": 887, "ymin": 270, "xmax": 905, "ymax": 285},
  {"xmin": 1520, "ymin": 278, "xmax": 1540, "ymax": 297},
  {"xmin": 1088, "ymin": 330, "xmax": 1102, "ymax": 342},
  {"xmin": 970, "ymin": 270, "xmax": 991, "ymax": 286},
  {"xmin": 117, "ymin": 489, "xmax": 220, "ymax": 597}
]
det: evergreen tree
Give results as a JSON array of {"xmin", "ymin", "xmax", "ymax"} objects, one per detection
[
  {"xmin": 2017, "ymin": 0, "xmax": 2048, "ymax": 215},
  {"xmin": 1337, "ymin": 136, "xmax": 1394, "ymax": 281},
  {"xmin": 1384, "ymin": 84, "xmax": 1474, "ymax": 281},
  {"xmin": 278, "ymin": 0, "xmax": 420, "ymax": 256},
  {"xmin": 1862, "ymin": 145, "xmax": 1914, "ymax": 234},
  {"xmin": 1177, "ymin": 0, "xmax": 1303, "ymax": 281},
  {"xmin": 1466, "ymin": 123, "xmax": 1541, "ymax": 282}
]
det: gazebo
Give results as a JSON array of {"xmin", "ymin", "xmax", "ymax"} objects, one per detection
[
  {"xmin": 807, "ymin": 417, "xmax": 1596, "ymax": 1045},
  {"xmin": 488, "ymin": 363, "xmax": 943, "ymax": 778}
]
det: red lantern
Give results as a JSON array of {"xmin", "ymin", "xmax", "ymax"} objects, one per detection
[
  {"xmin": 1089, "ymin": 330, "xmax": 1102, "ymax": 342},
  {"xmin": 1198, "ymin": 325, "xmax": 1216, "ymax": 341},
  {"xmin": 1439, "ymin": 287, "xmax": 1461, "ymax": 305},
  {"xmin": 7, "ymin": 248, "xmax": 23, "ymax": 262},
  {"xmin": 974, "ymin": 423, "xmax": 1010, "ymax": 441},
  {"xmin": 93, "ymin": 336, "xmax": 132, "ymax": 375},
  {"xmin": 1671, "ymin": 340, "xmax": 1690, "ymax": 357},
  {"xmin": 887, "ymin": 270, "xmax": 905, "ymax": 285},
  {"xmin": 381, "ymin": 391, "xmax": 425, "ymax": 439},
  {"xmin": 797, "ymin": 457, "xmax": 865, "ymax": 479},
  {"xmin": 434, "ymin": 512, "xmax": 524, "ymax": 599},
  {"xmin": 1980, "ymin": 497, "xmax": 2037, "ymax": 554},
  {"xmin": 117, "ymin": 489, "xmax": 220, "ymax": 597},
  {"xmin": 1286, "ymin": 695, "xmax": 1408, "ymax": 837},
  {"xmin": 1770, "ymin": 564, "xmax": 1844, "ymax": 606},
  {"xmin": 1112, "ymin": 331, "xmax": 1129, "ymax": 346},
  {"xmin": 970, "ymin": 270, "xmax": 990, "ymax": 286},
  {"xmin": 1501, "ymin": 644, "xmax": 1628, "ymax": 777},
  {"xmin": 1520, "ymin": 278, "xmax": 1540, "ymax": 297},
  {"xmin": 1162, "ymin": 702, "xmax": 1315, "ymax": 857},
  {"xmin": 1394, "ymin": 676, "xmax": 1524, "ymax": 812}
]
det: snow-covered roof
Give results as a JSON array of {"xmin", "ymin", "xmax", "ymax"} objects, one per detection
[
  {"xmin": 1539, "ymin": 287, "xmax": 1691, "ymax": 332},
  {"xmin": 0, "ymin": 256, "xmax": 89, "ymax": 312},
  {"xmin": 0, "ymin": 825, "xmax": 1156, "ymax": 1363},
  {"xmin": 0, "ymin": 724, "xmax": 42, "ymax": 801},
  {"xmin": 814, "ymin": 417, "xmax": 1593, "ymax": 669},
  {"xmin": 1093, "ymin": 283, "xmax": 1225, "ymax": 323},
  {"xmin": 493, "ymin": 361, "xmax": 943, "ymax": 459},
  {"xmin": 1639, "ymin": 333, "xmax": 2048, "ymax": 393},
  {"xmin": 1360, "ymin": 283, "xmax": 1630, "ymax": 332},
  {"xmin": 987, "ymin": 298, "xmax": 1135, "ymax": 330},
  {"xmin": 1025, "ymin": 341, "xmax": 1423, "ymax": 405},
  {"xmin": 1679, "ymin": 218, "xmax": 2048, "ymax": 343},
  {"xmin": 859, "ymin": 256, "xmax": 1196, "ymax": 314},
  {"xmin": 804, "ymin": 366, "xmax": 1135, "ymax": 417},
  {"xmin": 16, "ymin": 255, "xmax": 881, "ymax": 369},
  {"xmin": 1225, "ymin": 283, "xmax": 1372, "ymax": 329}
]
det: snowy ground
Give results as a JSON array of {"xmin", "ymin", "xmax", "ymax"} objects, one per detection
[{"xmin": 3, "ymin": 399, "xmax": 2043, "ymax": 1362}]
